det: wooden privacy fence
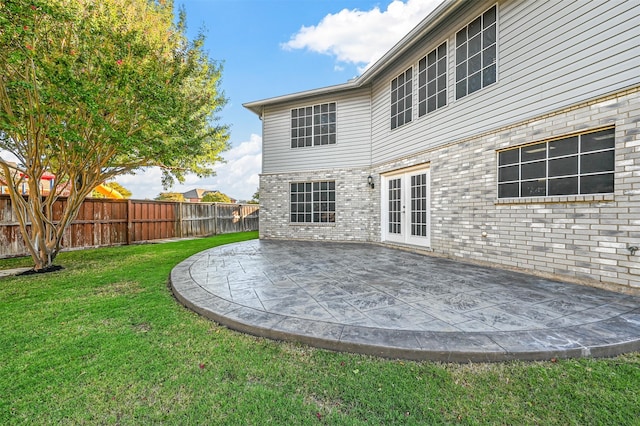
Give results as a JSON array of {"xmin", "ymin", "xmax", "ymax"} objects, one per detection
[{"xmin": 0, "ymin": 195, "xmax": 259, "ymax": 258}]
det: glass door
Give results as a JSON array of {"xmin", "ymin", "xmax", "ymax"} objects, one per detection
[
  {"xmin": 386, "ymin": 177, "xmax": 403, "ymax": 243},
  {"xmin": 382, "ymin": 167, "xmax": 430, "ymax": 247}
]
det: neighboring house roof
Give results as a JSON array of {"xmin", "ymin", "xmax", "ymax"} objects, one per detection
[
  {"xmin": 243, "ymin": 0, "xmax": 460, "ymax": 116},
  {"xmin": 182, "ymin": 188, "xmax": 209, "ymax": 200},
  {"xmin": 182, "ymin": 188, "xmax": 238, "ymax": 203}
]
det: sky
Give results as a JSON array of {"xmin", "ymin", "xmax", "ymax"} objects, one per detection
[{"xmin": 4, "ymin": 0, "xmax": 442, "ymax": 201}]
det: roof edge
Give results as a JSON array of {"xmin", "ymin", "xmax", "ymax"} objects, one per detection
[
  {"xmin": 243, "ymin": 80, "xmax": 360, "ymax": 116},
  {"xmin": 243, "ymin": 0, "xmax": 462, "ymax": 117},
  {"xmin": 357, "ymin": 0, "xmax": 461, "ymax": 85}
]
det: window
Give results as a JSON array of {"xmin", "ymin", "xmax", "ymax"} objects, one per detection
[
  {"xmin": 497, "ymin": 128, "xmax": 615, "ymax": 199},
  {"xmin": 290, "ymin": 181, "xmax": 336, "ymax": 223},
  {"xmin": 418, "ymin": 42, "xmax": 447, "ymax": 116},
  {"xmin": 291, "ymin": 102, "xmax": 336, "ymax": 148},
  {"xmin": 390, "ymin": 67, "xmax": 413, "ymax": 129},
  {"xmin": 455, "ymin": 5, "xmax": 497, "ymax": 100}
]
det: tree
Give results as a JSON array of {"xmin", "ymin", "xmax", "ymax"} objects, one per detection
[
  {"xmin": 91, "ymin": 181, "xmax": 132, "ymax": 199},
  {"xmin": 201, "ymin": 191, "xmax": 231, "ymax": 203},
  {"xmin": 155, "ymin": 192, "xmax": 185, "ymax": 202},
  {"xmin": 248, "ymin": 188, "xmax": 259, "ymax": 204},
  {"xmin": 0, "ymin": 0, "xmax": 229, "ymax": 270}
]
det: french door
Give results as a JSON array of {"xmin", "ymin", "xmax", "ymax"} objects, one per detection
[{"xmin": 382, "ymin": 167, "xmax": 430, "ymax": 247}]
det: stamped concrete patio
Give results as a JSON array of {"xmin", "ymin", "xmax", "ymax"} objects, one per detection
[{"xmin": 170, "ymin": 239, "xmax": 640, "ymax": 362}]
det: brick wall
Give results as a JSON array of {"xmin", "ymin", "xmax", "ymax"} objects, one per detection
[
  {"xmin": 260, "ymin": 168, "xmax": 377, "ymax": 242},
  {"xmin": 260, "ymin": 87, "xmax": 640, "ymax": 290}
]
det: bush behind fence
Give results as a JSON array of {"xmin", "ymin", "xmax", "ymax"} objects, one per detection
[{"xmin": 0, "ymin": 196, "xmax": 259, "ymax": 259}]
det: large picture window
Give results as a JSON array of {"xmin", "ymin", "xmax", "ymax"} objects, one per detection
[
  {"xmin": 290, "ymin": 181, "xmax": 336, "ymax": 223},
  {"xmin": 390, "ymin": 67, "xmax": 413, "ymax": 130},
  {"xmin": 497, "ymin": 128, "xmax": 615, "ymax": 199},
  {"xmin": 291, "ymin": 102, "xmax": 336, "ymax": 148},
  {"xmin": 455, "ymin": 5, "xmax": 497, "ymax": 100},
  {"xmin": 418, "ymin": 42, "xmax": 447, "ymax": 116}
]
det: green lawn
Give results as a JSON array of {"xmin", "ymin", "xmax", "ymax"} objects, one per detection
[{"xmin": 1, "ymin": 231, "xmax": 639, "ymax": 425}]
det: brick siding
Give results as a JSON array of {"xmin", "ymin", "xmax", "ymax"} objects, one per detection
[{"xmin": 260, "ymin": 88, "xmax": 640, "ymax": 290}]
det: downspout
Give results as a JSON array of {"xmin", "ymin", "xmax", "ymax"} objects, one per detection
[
  {"xmin": 369, "ymin": 84, "xmax": 375, "ymax": 243},
  {"xmin": 259, "ymin": 106, "xmax": 265, "ymax": 239}
]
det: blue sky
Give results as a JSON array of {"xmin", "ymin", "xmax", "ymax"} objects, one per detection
[{"xmin": 116, "ymin": 0, "xmax": 442, "ymax": 200}]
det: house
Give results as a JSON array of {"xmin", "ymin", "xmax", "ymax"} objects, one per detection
[
  {"xmin": 244, "ymin": 0, "xmax": 640, "ymax": 291},
  {"xmin": 182, "ymin": 188, "xmax": 210, "ymax": 203},
  {"xmin": 182, "ymin": 188, "xmax": 237, "ymax": 203},
  {"xmin": 0, "ymin": 161, "xmax": 65, "ymax": 196},
  {"xmin": 1, "ymin": 161, "xmax": 121, "ymax": 198}
]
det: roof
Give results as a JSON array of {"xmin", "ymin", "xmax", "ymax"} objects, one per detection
[
  {"xmin": 0, "ymin": 161, "xmax": 55, "ymax": 180},
  {"xmin": 182, "ymin": 188, "xmax": 209, "ymax": 199},
  {"xmin": 243, "ymin": 0, "xmax": 461, "ymax": 116},
  {"xmin": 182, "ymin": 189, "xmax": 238, "ymax": 203}
]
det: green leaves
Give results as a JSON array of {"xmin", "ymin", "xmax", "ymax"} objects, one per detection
[
  {"xmin": 1, "ymin": 0, "xmax": 228, "ymax": 177},
  {"xmin": 0, "ymin": 0, "xmax": 229, "ymax": 269}
]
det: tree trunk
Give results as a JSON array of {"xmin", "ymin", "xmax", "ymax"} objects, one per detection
[{"xmin": 1, "ymin": 163, "xmax": 95, "ymax": 270}]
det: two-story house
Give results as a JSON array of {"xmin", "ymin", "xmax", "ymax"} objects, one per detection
[{"xmin": 244, "ymin": 0, "xmax": 640, "ymax": 291}]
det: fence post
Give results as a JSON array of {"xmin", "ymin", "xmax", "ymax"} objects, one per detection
[
  {"xmin": 126, "ymin": 199, "xmax": 133, "ymax": 245},
  {"xmin": 176, "ymin": 201, "xmax": 183, "ymax": 238},
  {"xmin": 242, "ymin": 205, "xmax": 247, "ymax": 231},
  {"xmin": 214, "ymin": 203, "xmax": 218, "ymax": 235}
]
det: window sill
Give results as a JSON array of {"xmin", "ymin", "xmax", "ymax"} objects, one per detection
[
  {"xmin": 289, "ymin": 143, "xmax": 337, "ymax": 150},
  {"xmin": 495, "ymin": 194, "xmax": 614, "ymax": 205},
  {"xmin": 289, "ymin": 223, "xmax": 337, "ymax": 227}
]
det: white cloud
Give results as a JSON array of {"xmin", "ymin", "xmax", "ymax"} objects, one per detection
[
  {"xmin": 282, "ymin": 0, "xmax": 441, "ymax": 72},
  {"xmin": 118, "ymin": 134, "xmax": 262, "ymax": 202},
  {"xmin": 116, "ymin": 167, "xmax": 163, "ymax": 200}
]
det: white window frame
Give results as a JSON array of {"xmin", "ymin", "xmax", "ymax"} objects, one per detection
[
  {"xmin": 290, "ymin": 102, "xmax": 337, "ymax": 149},
  {"xmin": 455, "ymin": 4, "xmax": 498, "ymax": 100},
  {"xmin": 497, "ymin": 127, "xmax": 615, "ymax": 199},
  {"xmin": 290, "ymin": 181, "xmax": 336, "ymax": 223},
  {"xmin": 418, "ymin": 41, "xmax": 447, "ymax": 116},
  {"xmin": 390, "ymin": 67, "xmax": 413, "ymax": 130}
]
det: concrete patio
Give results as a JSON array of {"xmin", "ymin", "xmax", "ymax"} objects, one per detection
[{"xmin": 170, "ymin": 239, "xmax": 640, "ymax": 362}]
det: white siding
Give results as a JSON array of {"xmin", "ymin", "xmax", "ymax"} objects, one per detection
[
  {"xmin": 370, "ymin": 0, "xmax": 640, "ymax": 164},
  {"xmin": 262, "ymin": 88, "xmax": 372, "ymax": 173}
]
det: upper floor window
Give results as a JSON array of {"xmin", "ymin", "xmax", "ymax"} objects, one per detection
[
  {"xmin": 390, "ymin": 67, "xmax": 413, "ymax": 130},
  {"xmin": 418, "ymin": 42, "xmax": 447, "ymax": 116},
  {"xmin": 497, "ymin": 128, "xmax": 615, "ymax": 199},
  {"xmin": 455, "ymin": 5, "xmax": 497, "ymax": 100},
  {"xmin": 290, "ymin": 181, "xmax": 336, "ymax": 223},
  {"xmin": 291, "ymin": 102, "xmax": 336, "ymax": 148}
]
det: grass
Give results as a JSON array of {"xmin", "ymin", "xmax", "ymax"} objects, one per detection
[{"xmin": 1, "ymin": 231, "xmax": 639, "ymax": 425}]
